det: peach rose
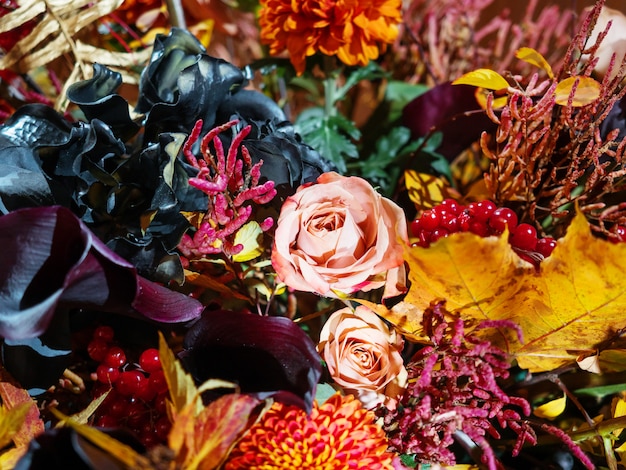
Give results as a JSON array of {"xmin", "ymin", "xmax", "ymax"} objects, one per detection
[
  {"xmin": 317, "ymin": 306, "xmax": 407, "ymax": 410},
  {"xmin": 271, "ymin": 172, "xmax": 408, "ymax": 298}
]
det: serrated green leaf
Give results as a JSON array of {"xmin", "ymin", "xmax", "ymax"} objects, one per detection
[
  {"xmin": 335, "ymin": 62, "xmax": 388, "ymax": 103},
  {"xmin": 385, "ymin": 81, "xmax": 429, "ymax": 122},
  {"xmin": 296, "ymin": 114, "xmax": 359, "ymax": 173},
  {"xmin": 327, "ymin": 114, "xmax": 360, "ymax": 140}
]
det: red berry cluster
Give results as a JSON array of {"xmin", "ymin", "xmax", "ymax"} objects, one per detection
[
  {"xmin": 88, "ymin": 326, "xmax": 171, "ymax": 448},
  {"xmin": 410, "ymin": 199, "xmax": 557, "ymax": 267}
]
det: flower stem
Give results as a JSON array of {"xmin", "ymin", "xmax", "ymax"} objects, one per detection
[{"xmin": 323, "ymin": 55, "xmax": 337, "ymax": 118}]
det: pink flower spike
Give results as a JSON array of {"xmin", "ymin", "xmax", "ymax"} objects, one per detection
[
  {"xmin": 183, "ymin": 119, "xmax": 204, "ymax": 168},
  {"xmin": 260, "ymin": 217, "xmax": 274, "ymax": 231}
]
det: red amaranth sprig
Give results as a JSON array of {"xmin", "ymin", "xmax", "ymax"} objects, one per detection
[
  {"xmin": 178, "ymin": 119, "xmax": 276, "ymax": 259},
  {"xmin": 378, "ymin": 302, "xmax": 593, "ymax": 469}
]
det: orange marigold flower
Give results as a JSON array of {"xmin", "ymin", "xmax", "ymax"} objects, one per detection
[
  {"xmin": 258, "ymin": 0, "xmax": 402, "ymax": 75},
  {"xmin": 223, "ymin": 393, "xmax": 395, "ymax": 469}
]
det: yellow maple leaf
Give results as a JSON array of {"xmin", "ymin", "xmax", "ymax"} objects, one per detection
[{"xmin": 365, "ymin": 209, "xmax": 626, "ymax": 373}]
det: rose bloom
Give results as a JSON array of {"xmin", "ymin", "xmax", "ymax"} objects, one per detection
[
  {"xmin": 584, "ymin": 6, "xmax": 626, "ymax": 81},
  {"xmin": 318, "ymin": 306, "xmax": 407, "ymax": 410},
  {"xmin": 258, "ymin": 0, "xmax": 402, "ymax": 75},
  {"xmin": 271, "ymin": 172, "xmax": 408, "ymax": 298}
]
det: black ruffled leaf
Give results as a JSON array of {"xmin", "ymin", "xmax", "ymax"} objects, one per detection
[
  {"xmin": 136, "ymin": 28, "xmax": 245, "ymax": 143},
  {"xmin": 181, "ymin": 309, "xmax": 322, "ymax": 413},
  {"xmin": 66, "ymin": 63, "xmax": 140, "ymax": 142}
]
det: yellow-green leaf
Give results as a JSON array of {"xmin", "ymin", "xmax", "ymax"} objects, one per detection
[
  {"xmin": 515, "ymin": 47, "xmax": 554, "ymax": 79},
  {"xmin": 555, "ymin": 76, "xmax": 601, "ymax": 107},
  {"xmin": 452, "ymin": 69, "xmax": 509, "ymax": 91},
  {"xmin": 0, "ymin": 403, "xmax": 30, "ymax": 450},
  {"xmin": 159, "ymin": 331, "xmax": 203, "ymax": 416},
  {"xmin": 369, "ymin": 209, "xmax": 626, "ymax": 373},
  {"xmin": 232, "ymin": 221, "xmax": 263, "ymax": 262},
  {"xmin": 533, "ymin": 394, "xmax": 566, "ymax": 420}
]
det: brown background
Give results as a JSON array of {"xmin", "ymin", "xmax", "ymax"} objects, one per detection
[{"xmin": 484, "ymin": 0, "xmax": 626, "ymax": 19}]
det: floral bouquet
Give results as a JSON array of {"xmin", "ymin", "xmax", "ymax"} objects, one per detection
[{"xmin": 1, "ymin": 0, "xmax": 626, "ymax": 469}]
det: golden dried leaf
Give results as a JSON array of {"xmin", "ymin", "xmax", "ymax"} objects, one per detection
[
  {"xmin": 232, "ymin": 221, "xmax": 263, "ymax": 262},
  {"xmin": 184, "ymin": 270, "xmax": 251, "ymax": 301},
  {"xmin": 369, "ymin": 209, "xmax": 626, "ymax": 372},
  {"xmin": 452, "ymin": 69, "xmax": 509, "ymax": 91},
  {"xmin": 404, "ymin": 170, "xmax": 456, "ymax": 210},
  {"xmin": 555, "ymin": 76, "xmax": 601, "ymax": 107},
  {"xmin": 0, "ymin": 382, "xmax": 44, "ymax": 448},
  {"xmin": 0, "ymin": 403, "xmax": 30, "ymax": 450},
  {"xmin": 158, "ymin": 331, "xmax": 204, "ymax": 417},
  {"xmin": 179, "ymin": 394, "xmax": 263, "ymax": 470},
  {"xmin": 515, "ymin": 47, "xmax": 554, "ymax": 79},
  {"xmin": 533, "ymin": 394, "xmax": 567, "ymax": 420}
]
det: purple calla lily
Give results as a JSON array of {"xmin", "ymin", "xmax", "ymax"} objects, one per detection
[{"xmin": 0, "ymin": 205, "xmax": 203, "ymax": 341}]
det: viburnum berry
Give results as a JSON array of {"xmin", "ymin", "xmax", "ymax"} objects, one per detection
[
  {"xmin": 116, "ymin": 370, "xmax": 147, "ymax": 396},
  {"xmin": 103, "ymin": 346, "xmax": 126, "ymax": 368},
  {"xmin": 509, "ymin": 223, "xmax": 537, "ymax": 251},
  {"xmin": 409, "ymin": 200, "xmax": 558, "ymax": 267},
  {"xmin": 139, "ymin": 348, "xmax": 161, "ymax": 373}
]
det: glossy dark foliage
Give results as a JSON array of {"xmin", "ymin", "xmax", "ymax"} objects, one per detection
[
  {"xmin": 0, "ymin": 205, "xmax": 203, "ymax": 392},
  {"xmin": 402, "ymin": 82, "xmax": 496, "ymax": 161},
  {"xmin": 181, "ymin": 309, "xmax": 322, "ymax": 413},
  {"xmin": 0, "ymin": 28, "xmax": 331, "ymax": 397},
  {"xmin": 14, "ymin": 426, "xmax": 144, "ymax": 470}
]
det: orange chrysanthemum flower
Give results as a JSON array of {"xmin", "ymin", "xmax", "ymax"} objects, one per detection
[
  {"xmin": 258, "ymin": 0, "xmax": 402, "ymax": 75},
  {"xmin": 223, "ymin": 393, "xmax": 395, "ymax": 469}
]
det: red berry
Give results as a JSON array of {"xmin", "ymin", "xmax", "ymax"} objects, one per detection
[
  {"xmin": 430, "ymin": 228, "xmax": 449, "ymax": 243},
  {"xmin": 469, "ymin": 220, "xmax": 489, "ymax": 237},
  {"xmin": 488, "ymin": 207, "xmax": 518, "ymax": 234},
  {"xmin": 154, "ymin": 415, "xmax": 172, "ymax": 441},
  {"xmin": 104, "ymin": 346, "xmax": 127, "ymax": 368},
  {"xmin": 457, "ymin": 211, "xmax": 471, "ymax": 231},
  {"xmin": 536, "ymin": 237, "xmax": 557, "ymax": 258},
  {"xmin": 154, "ymin": 392, "xmax": 169, "ymax": 415},
  {"xmin": 94, "ymin": 415, "xmax": 118, "ymax": 428},
  {"xmin": 468, "ymin": 200, "xmax": 496, "ymax": 223},
  {"xmin": 106, "ymin": 398, "xmax": 129, "ymax": 419},
  {"xmin": 419, "ymin": 209, "xmax": 440, "ymax": 231},
  {"xmin": 93, "ymin": 325, "xmax": 115, "ymax": 343},
  {"xmin": 96, "ymin": 364, "xmax": 120, "ymax": 384},
  {"xmin": 139, "ymin": 348, "xmax": 161, "ymax": 373},
  {"xmin": 440, "ymin": 198, "xmax": 462, "ymax": 215},
  {"xmin": 116, "ymin": 370, "xmax": 147, "ymax": 396},
  {"xmin": 440, "ymin": 213, "xmax": 459, "ymax": 233},
  {"xmin": 510, "ymin": 223, "xmax": 538, "ymax": 251},
  {"xmin": 611, "ymin": 225, "xmax": 626, "ymax": 243},
  {"xmin": 148, "ymin": 369, "xmax": 168, "ymax": 395},
  {"xmin": 87, "ymin": 339, "xmax": 109, "ymax": 362},
  {"xmin": 410, "ymin": 219, "xmax": 422, "ymax": 237}
]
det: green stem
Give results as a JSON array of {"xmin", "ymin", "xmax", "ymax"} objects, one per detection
[{"xmin": 323, "ymin": 55, "xmax": 337, "ymax": 118}]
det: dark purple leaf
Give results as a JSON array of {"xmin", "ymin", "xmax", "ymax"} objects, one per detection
[
  {"xmin": 0, "ymin": 205, "xmax": 203, "ymax": 341},
  {"xmin": 402, "ymin": 82, "xmax": 496, "ymax": 160},
  {"xmin": 181, "ymin": 309, "xmax": 322, "ymax": 413}
]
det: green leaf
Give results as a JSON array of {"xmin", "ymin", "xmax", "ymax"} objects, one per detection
[
  {"xmin": 385, "ymin": 81, "xmax": 430, "ymax": 123},
  {"xmin": 314, "ymin": 383, "xmax": 339, "ymax": 405},
  {"xmin": 295, "ymin": 109, "xmax": 360, "ymax": 173},
  {"xmin": 335, "ymin": 62, "xmax": 388, "ymax": 103}
]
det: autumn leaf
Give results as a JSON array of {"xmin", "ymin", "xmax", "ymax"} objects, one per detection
[
  {"xmin": 365, "ymin": 210, "xmax": 626, "ymax": 372},
  {"xmin": 452, "ymin": 68, "xmax": 509, "ymax": 91},
  {"xmin": 554, "ymin": 76, "xmax": 601, "ymax": 106},
  {"xmin": 533, "ymin": 394, "xmax": 567, "ymax": 420},
  {"xmin": 0, "ymin": 382, "xmax": 44, "ymax": 448},
  {"xmin": 171, "ymin": 394, "xmax": 266, "ymax": 470},
  {"xmin": 515, "ymin": 47, "xmax": 554, "ymax": 79},
  {"xmin": 404, "ymin": 170, "xmax": 459, "ymax": 210}
]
